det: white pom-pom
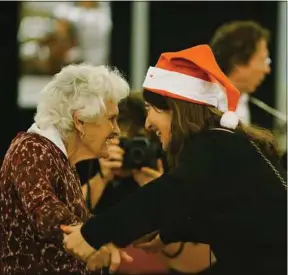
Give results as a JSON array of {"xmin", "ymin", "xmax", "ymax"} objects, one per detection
[{"xmin": 220, "ymin": 111, "xmax": 239, "ymax": 129}]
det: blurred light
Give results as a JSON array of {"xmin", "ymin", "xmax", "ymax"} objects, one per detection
[
  {"xmin": 20, "ymin": 41, "xmax": 40, "ymax": 59},
  {"xmin": 18, "ymin": 16, "xmax": 53, "ymax": 41}
]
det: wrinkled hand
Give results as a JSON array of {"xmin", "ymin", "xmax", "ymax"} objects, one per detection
[
  {"xmin": 62, "ymin": 224, "xmax": 133, "ymax": 272},
  {"xmin": 61, "ymin": 224, "xmax": 96, "ymax": 262},
  {"xmin": 99, "ymin": 138, "xmax": 124, "ymax": 183},
  {"xmin": 132, "ymin": 159, "xmax": 164, "ymax": 187},
  {"xmin": 133, "ymin": 233, "xmax": 165, "ymax": 253},
  {"xmin": 86, "ymin": 243, "xmax": 133, "ymax": 273}
]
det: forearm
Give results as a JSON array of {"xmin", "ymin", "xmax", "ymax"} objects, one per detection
[
  {"xmin": 81, "ymin": 173, "xmax": 192, "ymax": 249},
  {"xmin": 82, "ymin": 184, "xmax": 88, "ymax": 200},
  {"xmin": 161, "ymin": 243, "xmax": 217, "ymax": 274},
  {"xmin": 159, "ymin": 216, "xmax": 208, "ymax": 244},
  {"xmin": 19, "ymin": 178, "xmax": 82, "ymax": 238},
  {"xmin": 80, "ymin": 147, "xmax": 231, "ymax": 250},
  {"xmin": 89, "ymin": 174, "xmax": 107, "ymax": 209},
  {"xmin": 161, "ymin": 242, "xmax": 184, "ymax": 258},
  {"xmin": 82, "ymin": 174, "xmax": 107, "ymax": 212},
  {"xmin": 33, "ymin": 199, "xmax": 83, "ymax": 237}
]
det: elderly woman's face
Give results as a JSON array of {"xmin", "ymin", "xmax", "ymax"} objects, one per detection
[{"xmin": 82, "ymin": 100, "xmax": 120, "ymax": 159}]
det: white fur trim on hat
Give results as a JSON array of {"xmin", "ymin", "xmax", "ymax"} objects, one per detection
[
  {"xmin": 143, "ymin": 66, "xmax": 224, "ymax": 107},
  {"xmin": 220, "ymin": 111, "xmax": 239, "ymax": 129}
]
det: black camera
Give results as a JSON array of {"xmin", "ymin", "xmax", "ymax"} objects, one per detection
[{"xmin": 119, "ymin": 136, "xmax": 162, "ymax": 169}]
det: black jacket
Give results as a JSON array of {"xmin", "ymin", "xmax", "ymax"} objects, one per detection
[{"xmin": 81, "ymin": 129, "xmax": 287, "ymax": 275}]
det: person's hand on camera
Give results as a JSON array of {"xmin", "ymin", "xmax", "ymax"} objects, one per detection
[
  {"xmin": 99, "ymin": 138, "xmax": 124, "ymax": 184},
  {"xmin": 132, "ymin": 159, "xmax": 164, "ymax": 187}
]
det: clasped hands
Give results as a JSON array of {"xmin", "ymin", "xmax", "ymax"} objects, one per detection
[{"xmin": 61, "ymin": 224, "xmax": 164, "ymax": 273}]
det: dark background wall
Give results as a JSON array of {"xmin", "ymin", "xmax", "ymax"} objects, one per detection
[
  {"xmin": 148, "ymin": 1, "xmax": 278, "ymax": 130},
  {"xmin": 0, "ymin": 2, "xmax": 19, "ymax": 162},
  {"xmin": 0, "ymin": 1, "xmax": 279, "ymax": 163}
]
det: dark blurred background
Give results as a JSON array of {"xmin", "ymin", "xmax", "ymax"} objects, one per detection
[{"xmin": 0, "ymin": 1, "xmax": 286, "ymax": 163}]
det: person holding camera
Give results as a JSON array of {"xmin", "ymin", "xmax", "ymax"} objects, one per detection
[
  {"xmin": 80, "ymin": 92, "xmax": 169, "ymax": 274},
  {"xmin": 81, "ymin": 92, "xmax": 164, "ymax": 213}
]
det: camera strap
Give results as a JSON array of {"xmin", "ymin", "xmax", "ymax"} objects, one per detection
[{"xmin": 210, "ymin": 128, "xmax": 287, "ymax": 190}]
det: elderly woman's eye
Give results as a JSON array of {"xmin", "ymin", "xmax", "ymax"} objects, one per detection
[{"xmin": 109, "ymin": 116, "xmax": 117, "ymax": 122}]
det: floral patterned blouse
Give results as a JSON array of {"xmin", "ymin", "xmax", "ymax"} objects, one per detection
[{"xmin": 0, "ymin": 130, "xmax": 96, "ymax": 275}]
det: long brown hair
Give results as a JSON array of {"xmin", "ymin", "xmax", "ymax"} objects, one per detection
[{"xmin": 165, "ymin": 98, "xmax": 278, "ymax": 168}]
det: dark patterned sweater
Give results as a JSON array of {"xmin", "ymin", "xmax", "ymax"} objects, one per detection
[{"xmin": 0, "ymin": 132, "xmax": 95, "ymax": 275}]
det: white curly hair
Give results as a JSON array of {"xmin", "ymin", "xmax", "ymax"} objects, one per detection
[{"xmin": 34, "ymin": 64, "xmax": 130, "ymax": 140}]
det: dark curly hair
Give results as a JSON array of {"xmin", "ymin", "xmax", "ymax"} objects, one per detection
[{"xmin": 117, "ymin": 91, "xmax": 147, "ymax": 137}]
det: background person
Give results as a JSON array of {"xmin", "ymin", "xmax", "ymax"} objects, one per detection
[{"xmin": 210, "ymin": 20, "xmax": 271, "ymax": 125}]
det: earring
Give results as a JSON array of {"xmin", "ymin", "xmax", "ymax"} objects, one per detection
[{"xmin": 80, "ymin": 130, "xmax": 85, "ymax": 139}]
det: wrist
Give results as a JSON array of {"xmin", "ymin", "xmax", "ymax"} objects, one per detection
[
  {"xmin": 162, "ymin": 242, "xmax": 185, "ymax": 259},
  {"xmin": 99, "ymin": 167, "xmax": 114, "ymax": 185},
  {"xmin": 89, "ymin": 174, "xmax": 107, "ymax": 190}
]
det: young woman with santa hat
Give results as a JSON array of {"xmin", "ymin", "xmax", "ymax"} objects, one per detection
[{"xmin": 63, "ymin": 45, "xmax": 287, "ymax": 275}]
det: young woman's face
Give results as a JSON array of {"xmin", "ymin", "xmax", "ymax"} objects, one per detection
[{"xmin": 144, "ymin": 102, "xmax": 172, "ymax": 151}]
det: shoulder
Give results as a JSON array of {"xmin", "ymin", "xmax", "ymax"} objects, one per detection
[
  {"xmin": 170, "ymin": 129, "xmax": 254, "ymax": 184},
  {"xmin": 181, "ymin": 128, "xmax": 248, "ymax": 159},
  {"xmin": 5, "ymin": 132, "xmax": 61, "ymax": 167},
  {"xmin": 9, "ymin": 132, "xmax": 49, "ymax": 154},
  {"xmin": 177, "ymin": 128, "xmax": 259, "ymax": 176}
]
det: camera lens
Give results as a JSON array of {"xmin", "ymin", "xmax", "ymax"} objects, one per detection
[{"xmin": 130, "ymin": 147, "xmax": 145, "ymax": 164}]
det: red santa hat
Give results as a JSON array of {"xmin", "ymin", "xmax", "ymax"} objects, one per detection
[{"xmin": 142, "ymin": 44, "xmax": 240, "ymax": 129}]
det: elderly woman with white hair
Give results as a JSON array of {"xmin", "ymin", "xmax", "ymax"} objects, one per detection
[{"xmin": 0, "ymin": 64, "xmax": 129, "ymax": 275}]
